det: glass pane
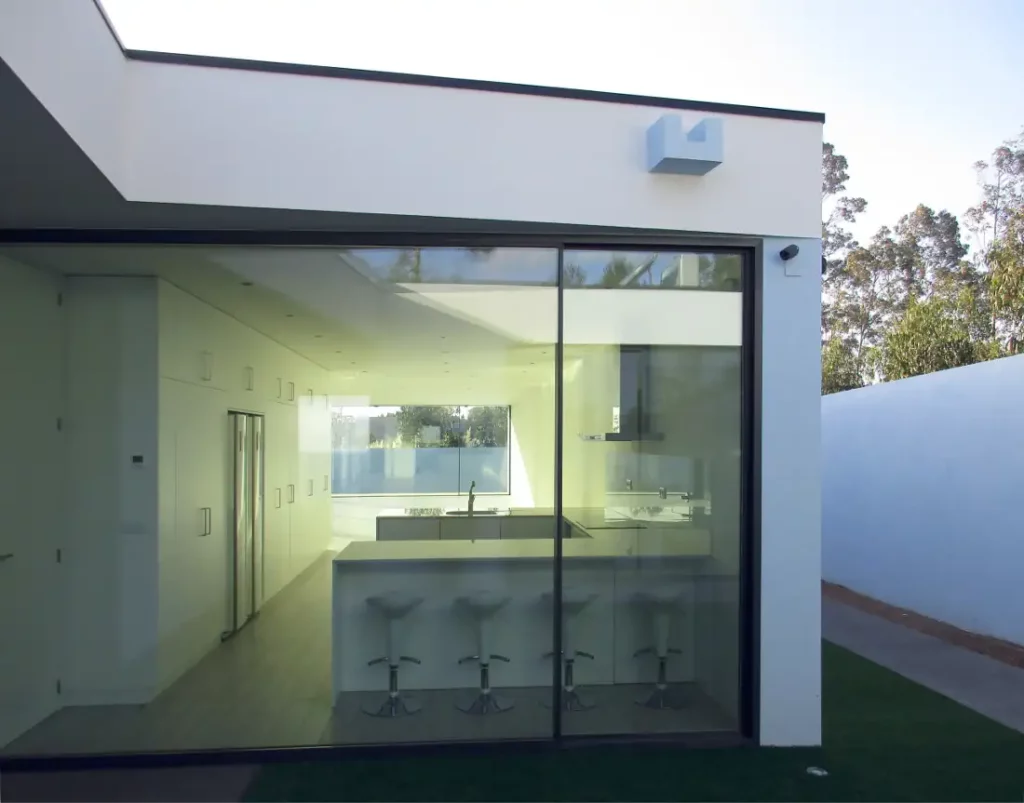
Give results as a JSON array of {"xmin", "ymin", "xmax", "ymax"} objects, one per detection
[
  {"xmin": 562, "ymin": 250, "xmax": 742, "ymax": 290},
  {"xmin": 559, "ymin": 248, "xmax": 745, "ymax": 737},
  {"xmin": 0, "ymin": 243, "xmax": 557, "ymax": 758},
  {"xmin": 330, "ymin": 405, "xmax": 510, "ymax": 495}
]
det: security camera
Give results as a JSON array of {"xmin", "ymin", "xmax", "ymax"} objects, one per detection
[{"xmin": 779, "ymin": 244, "xmax": 800, "ymax": 261}]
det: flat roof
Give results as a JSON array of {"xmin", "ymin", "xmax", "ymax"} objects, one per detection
[{"xmin": 123, "ymin": 49, "xmax": 826, "ymax": 125}]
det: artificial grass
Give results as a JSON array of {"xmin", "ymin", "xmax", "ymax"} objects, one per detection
[{"xmin": 242, "ymin": 641, "xmax": 1024, "ymax": 802}]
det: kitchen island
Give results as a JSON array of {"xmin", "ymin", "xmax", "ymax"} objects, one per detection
[{"xmin": 332, "ymin": 513, "xmax": 723, "ymax": 699}]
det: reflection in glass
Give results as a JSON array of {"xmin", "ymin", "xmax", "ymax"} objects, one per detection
[
  {"xmin": 559, "ymin": 249, "xmax": 744, "ymax": 737},
  {"xmin": 0, "ymin": 243, "xmax": 558, "ymax": 757},
  {"xmin": 340, "ymin": 247, "xmax": 560, "ymax": 286},
  {"xmin": 562, "ymin": 251, "xmax": 743, "ymax": 290},
  {"xmin": 0, "ymin": 240, "xmax": 744, "ymax": 758}
]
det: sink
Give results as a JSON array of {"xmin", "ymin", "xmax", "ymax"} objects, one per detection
[{"xmin": 445, "ymin": 509, "xmax": 499, "ymax": 516}]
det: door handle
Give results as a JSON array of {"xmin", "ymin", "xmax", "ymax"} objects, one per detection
[
  {"xmin": 200, "ymin": 508, "xmax": 211, "ymax": 536},
  {"xmin": 287, "ymin": 484, "xmax": 295, "ymax": 503},
  {"xmin": 0, "ymin": 553, "xmax": 13, "ymax": 562}
]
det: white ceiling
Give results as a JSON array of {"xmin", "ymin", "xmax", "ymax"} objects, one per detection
[{"xmin": 0, "ymin": 244, "xmax": 555, "ymax": 390}]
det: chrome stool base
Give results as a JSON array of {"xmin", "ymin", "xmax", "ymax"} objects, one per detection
[
  {"xmin": 458, "ymin": 690, "xmax": 515, "ymax": 715},
  {"xmin": 362, "ymin": 693, "xmax": 422, "ymax": 718},
  {"xmin": 635, "ymin": 685, "xmax": 687, "ymax": 710},
  {"xmin": 543, "ymin": 688, "xmax": 594, "ymax": 712}
]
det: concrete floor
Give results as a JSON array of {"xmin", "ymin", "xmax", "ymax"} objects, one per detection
[{"xmin": 822, "ymin": 597, "xmax": 1024, "ymax": 734}]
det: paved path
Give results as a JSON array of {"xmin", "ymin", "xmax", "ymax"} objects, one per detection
[{"xmin": 823, "ymin": 597, "xmax": 1024, "ymax": 734}]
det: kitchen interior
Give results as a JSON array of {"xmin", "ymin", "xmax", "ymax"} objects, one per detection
[{"xmin": 0, "ymin": 244, "xmax": 745, "ymax": 756}]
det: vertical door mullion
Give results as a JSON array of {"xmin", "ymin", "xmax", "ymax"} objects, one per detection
[{"xmin": 552, "ymin": 247, "xmax": 565, "ymax": 739}]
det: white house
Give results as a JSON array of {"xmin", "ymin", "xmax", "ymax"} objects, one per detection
[{"xmin": 0, "ymin": 0, "xmax": 822, "ymax": 765}]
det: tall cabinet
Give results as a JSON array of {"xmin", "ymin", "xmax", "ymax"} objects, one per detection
[{"xmin": 157, "ymin": 281, "xmax": 332, "ymax": 691}]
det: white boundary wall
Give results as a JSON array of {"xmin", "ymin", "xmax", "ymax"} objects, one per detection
[{"xmin": 823, "ymin": 355, "xmax": 1024, "ymax": 647}]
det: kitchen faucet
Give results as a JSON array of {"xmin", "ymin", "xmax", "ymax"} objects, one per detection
[{"xmin": 467, "ymin": 480, "xmax": 476, "ymax": 516}]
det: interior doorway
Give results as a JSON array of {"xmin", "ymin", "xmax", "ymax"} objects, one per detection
[{"xmin": 225, "ymin": 411, "xmax": 266, "ymax": 639}]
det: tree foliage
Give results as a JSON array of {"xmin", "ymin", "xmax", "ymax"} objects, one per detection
[
  {"xmin": 820, "ymin": 132, "xmax": 1024, "ymax": 394},
  {"xmin": 881, "ymin": 296, "xmax": 977, "ymax": 381},
  {"xmin": 396, "ymin": 406, "xmax": 461, "ymax": 446}
]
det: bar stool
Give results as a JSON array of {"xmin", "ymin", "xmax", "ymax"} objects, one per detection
[
  {"xmin": 362, "ymin": 591, "xmax": 424, "ymax": 718},
  {"xmin": 455, "ymin": 591, "xmax": 513, "ymax": 715},
  {"xmin": 632, "ymin": 587, "xmax": 686, "ymax": 709},
  {"xmin": 542, "ymin": 589, "xmax": 597, "ymax": 711}
]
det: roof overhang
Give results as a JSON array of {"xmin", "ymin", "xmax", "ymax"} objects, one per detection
[{"xmin": 0, "ymin": 0, "xmax": 825, "ymax": 237}]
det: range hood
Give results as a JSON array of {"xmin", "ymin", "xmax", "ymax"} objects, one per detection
[{"xmin": 605, "ymin": 345, "xmax": 665, "ymax": 442}]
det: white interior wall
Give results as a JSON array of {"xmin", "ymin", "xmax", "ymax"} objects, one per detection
[
  {"xmin": 156, "ymin": 281, "xmax": 332, "ymax": 692},
  {"xmin": 63, "ymin": 276, "xmax": 161, "ymax": 705},
  {"xmin": 0, "ymin": 257, "xmax": 64, "ymax": 746},
  {"xmin": 822, "ymin": 355, "xmax": 1024, "ymax": 647}
]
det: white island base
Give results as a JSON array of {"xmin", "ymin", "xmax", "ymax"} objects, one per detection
[{"xmin": 331, "ymin": 528, "xmax": 723, "ymax": 700}]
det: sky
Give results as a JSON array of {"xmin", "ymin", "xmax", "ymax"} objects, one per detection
[{"xmin": 100, "ymin": 0, "xmax": 1024, "ymax": 253}]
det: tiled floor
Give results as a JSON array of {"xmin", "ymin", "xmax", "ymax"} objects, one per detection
[
  {"xmin": 326, "ymin": 684, "xmax": 733, "ymax": 745},
  {"xmin": 4, "ymin": 556, "xmax": 336, "ymax": 757},
  {"xmin": 4, "ymin": 553, "xmax": 732, "ymax": 758}
]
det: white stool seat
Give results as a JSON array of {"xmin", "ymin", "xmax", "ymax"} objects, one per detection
[
  {"xmin": 631, "ymin": 586, "xmax": 688, "ymax": 710},
  {"xmin": 362, "ymin": 591, "xmax": 424, "ymax": 718},
  {"xmin": 457, "ymin": 591, "xmax": 510, "ymax": 619},
  {"xmin": 455, "ymin": 592, "xmax": 514, "ymax": 715},
  {"xmin": 367, "ymin": 591, "xmax": 423, "ymax": 620},
  {"xmin": 541, "ymin": 589, "xmax": 597, "ymax": 711},
  {"xmin": 543, "ymin": 589, "xmax": 596, "ymax": 616}
]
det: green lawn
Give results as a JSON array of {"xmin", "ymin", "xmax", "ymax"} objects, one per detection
[{"xmin": 243, "ymin": 642, "xmax": 1024, "ymax": 802}]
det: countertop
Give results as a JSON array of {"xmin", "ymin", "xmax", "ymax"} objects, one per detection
[{"xmin": 334, "ymin": 526, "xmax": 711, "ymax": 564}]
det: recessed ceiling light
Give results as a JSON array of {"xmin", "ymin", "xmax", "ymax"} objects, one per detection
[{"xmin": 350, "ymin": 361, "xmax": 356, "ymax": 365}]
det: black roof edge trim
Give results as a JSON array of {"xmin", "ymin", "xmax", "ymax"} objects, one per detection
[
  {"xmin": 91, "ymin": 0, "xmax": 128, "ymax": 52},
  {"xmin": 122, "ymin": 49, "xmax": 826, "ymax": 124}
]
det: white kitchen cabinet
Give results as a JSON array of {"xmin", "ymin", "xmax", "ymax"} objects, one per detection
[
  {"xmin": 376, "ymin": 517, "xmax": 441, "ymax": 541},
  {"xmin": 500, "ymin": 516, "xmax": 557, "ymax": 540},
  {"xmin": 166, "ymin": 379, "xmax": 231, "ymax": 650},
  {"xmin": 262, "ymin": 405, "xmax": 294, "ymax": 600},
  {"xmin": 440, "ymin": 516, "xmax": 501, "ymax": 540}
]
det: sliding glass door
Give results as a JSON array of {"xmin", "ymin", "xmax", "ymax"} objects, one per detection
[
  {"xmin": 557, "ymin": 249, "xmax": 747, "ymax": 738},
  {"xmin": 0, "ymin": 239, "xmax": 749, "ymax": 761}
]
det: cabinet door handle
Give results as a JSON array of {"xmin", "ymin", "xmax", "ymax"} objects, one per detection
[
  {"xmin": 200, "ymin": 507, "xmax": 211, "ymax": 536},
  {"xmin": 308, "ymin": 479, "xmax": 314, "ymax": 497},
  {"xmin": 323, "ymin": 474, "xmax": 329, "ymax": 491},
  {"xmin": 275, "ymin": 488, "xmax": 282, "ymax": 509},
  {"xmin": 287, "ymin": 484, "xmax": 295, "ymax": 503}
]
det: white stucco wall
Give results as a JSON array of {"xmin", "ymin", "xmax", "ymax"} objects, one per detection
[
  {"xmin": 823, "ymin": 355, "xmax": 1024, "ymax": 647},
  {"xmin": 0, "ymin": 1, "xmax": 821, "ymax": 239},
  {"xmin": 758, "ymin": 238, "xmax": 822, "ymax": 746},
  {"xmin": 0, "ymin": 0, "xmax": 824, "ymax": 748}
]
